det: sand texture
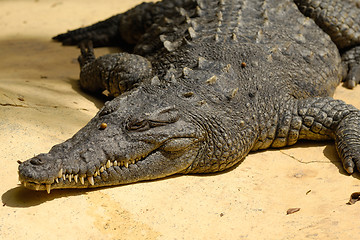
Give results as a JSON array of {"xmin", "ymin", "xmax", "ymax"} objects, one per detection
[{"xmin": 1, "ymin": 1, "xmax": 360, "ymax": 239}]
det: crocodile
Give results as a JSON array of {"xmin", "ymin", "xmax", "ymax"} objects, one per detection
[{"xmin": 18, "ymin": 0, "xmax": 360, "ymax": 193}]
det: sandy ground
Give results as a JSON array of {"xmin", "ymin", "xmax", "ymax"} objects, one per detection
[{"xmin": 1, "ymin": 0, "xmax": 360, "ymax": 239}]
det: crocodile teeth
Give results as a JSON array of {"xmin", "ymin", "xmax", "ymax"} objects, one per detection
[
  {"xmin": 68, "ymin": 174, "xmax": 72, "ymax": 182},
  {"xmin": 35, "ymin": 184, "xmax": 40, "ymax": 191},
  {"xmin": 55, "ymin": 178, "xmax": 59, "ymax": 183},
  {"xmin": 63, "ymin": 174, "xmax": 66, "ymax": 180},
  {"xmin": 23, "ymin": 181, "xmax": 27, "ymax": 187},
  {"xmin": 74, "ymin": 174, "xmax": 78, "ymax": 183},
  {"xmin": 88, "ymin": 176, "xmax": 94, "ymax": 186},
  {"xmin": 94, "ymin": 171, "xmax": 98, "ymax": 177},
  {"xmin": 80, "ymin": 176, "xmax": 85, "ymax": 185},
  {"xmin": 58, "ymin": 168, "xmax": 63, "ymax": 178},
  {"xmin": 46, "ymin": 184, "xmax": 51, "ymax": 194},
  {"xmin": 97, "ymin": 159, "xmax": 141, "ymax": 169}
]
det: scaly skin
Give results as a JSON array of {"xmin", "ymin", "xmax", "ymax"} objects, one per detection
[{"xmin": 18, "ymin": 0, "xmax": 360, "ymax": 193}]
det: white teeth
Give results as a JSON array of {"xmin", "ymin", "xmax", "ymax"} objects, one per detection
[
  {"xmin": 88, "ymin": 176, "xmax": 94, "ymax": 186},
  {"xmin": 33, "ymin": 158, "xmax": 142, "ymax": 190},
  {"xmin": 58, "ymin": 169, "xmax": 63, "ymax": 178},
  {"xmin": 80, "ymin": 176, "xmax": 85, "ymax": 185},
  {"xmin": 101, "ymin": 159, "xmax": 138, "ymax": 169}
]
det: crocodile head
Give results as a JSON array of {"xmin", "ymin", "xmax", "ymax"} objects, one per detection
[{"xmin": 18, "ymin": 86, "xmax": 205, "ymax": 193}]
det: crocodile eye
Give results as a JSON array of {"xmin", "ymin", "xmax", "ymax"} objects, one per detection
[
  {"xmin": 126, "ymin": 119, "xmax": 150, "ymax": 131},
  {"xmin": 126, "ymin": 107, "xmax": 180, "ymax": 132}
]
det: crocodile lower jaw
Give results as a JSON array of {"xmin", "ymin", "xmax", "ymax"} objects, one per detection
[{"xmin": 19, "ymin": 157, "xmax": 144, "ymax": 194}]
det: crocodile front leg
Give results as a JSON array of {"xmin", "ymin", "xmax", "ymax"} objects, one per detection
[
  {"xmin": 78, "ymin": 41, "xmax": 152, "ymax": 97},
  {"xmin": 254, "ymin": 97, "xmax": 360, "ymax": 173},
  {"xmin": 297, "ymin": 97, "xmax": 360, "ymax": 173}
]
